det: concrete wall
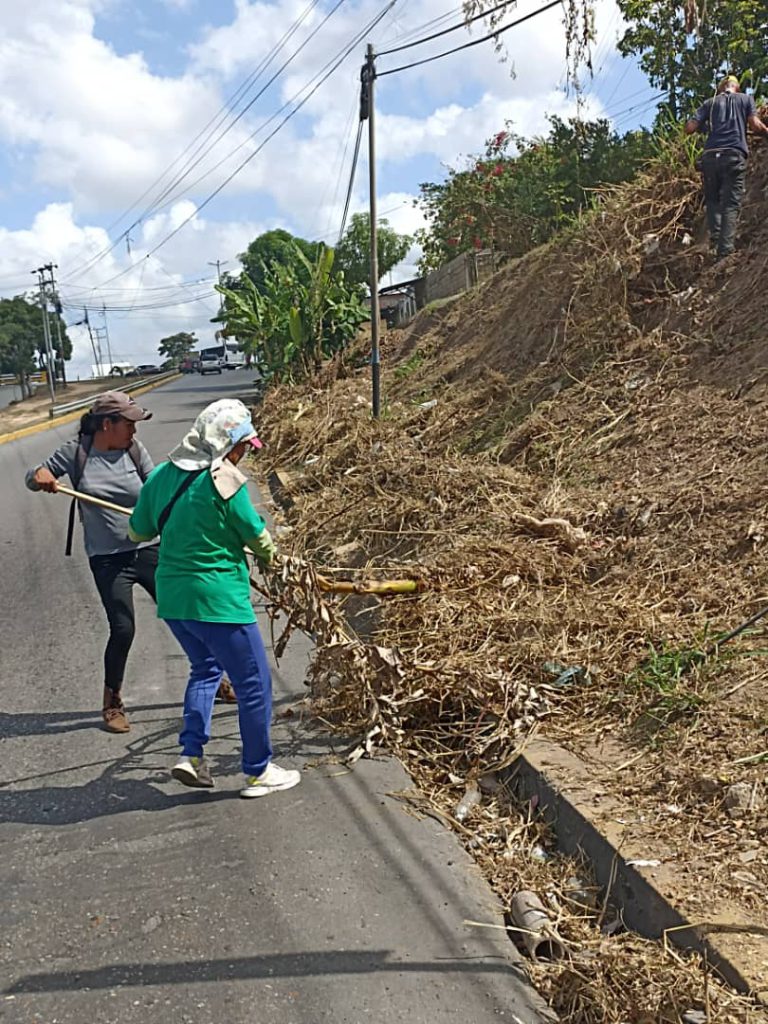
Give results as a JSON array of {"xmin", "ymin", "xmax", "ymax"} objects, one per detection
[{"xmin": 424, "ymin": 250, "xmax": 504, "ymax": 304}]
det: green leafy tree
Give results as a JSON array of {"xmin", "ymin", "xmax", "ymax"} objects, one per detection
[
  {"xmin": 415, "ymin": 119, "xmax": 654, "ymax": 272},
  {"xmin": 158, "ymin": 331, "xmax": 197, "ymax": 363},
  {"xmin": 239, "ymin": 229, "xmax": 321, "ymax": 292},
  {"xmin": 217, "ymin": 243, "xmax": 367, "ymax": 383},
  {"xmin": 334, "ymin": 213, "xmax": 412, "ymax": 292},
  {"xmin": 617, "ymin": 0, "xmax": 768, "ymax": 119},
  {"xmin": 0, "ymin": 294, "xmax": 71, "ymax": 396}
]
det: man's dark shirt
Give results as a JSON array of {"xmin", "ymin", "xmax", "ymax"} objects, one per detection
[{"xmin": 693, "ymin": 92, "xmax": 757, "ymax": 157}]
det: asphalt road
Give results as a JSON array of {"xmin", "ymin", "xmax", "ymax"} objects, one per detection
[{"xmin": 0, "ymin": 374, "xmax": 549, "ymax": 1024}]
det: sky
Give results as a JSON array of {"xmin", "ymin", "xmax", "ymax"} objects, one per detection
[{"xmin": 0, "ymin": 0, "xmax": 656, "ymax": 378}]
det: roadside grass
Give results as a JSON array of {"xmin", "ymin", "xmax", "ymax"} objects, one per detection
[{"xmin": 623, "ymin": 629, "xmax": 768, "ymax": 738}]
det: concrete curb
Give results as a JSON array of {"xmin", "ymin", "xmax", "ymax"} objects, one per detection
[
  {"xmin": 507, "ymin": 738, "xmax": 765, "ymax": 999},
  {"xmin": 0, "ymin": 375, "xmax": 182, "ymax": 447}
]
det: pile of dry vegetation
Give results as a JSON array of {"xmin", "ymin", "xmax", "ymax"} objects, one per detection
[{"xmin": 251, "ymin": 140, "xmax": 768, "ymax": 1022}]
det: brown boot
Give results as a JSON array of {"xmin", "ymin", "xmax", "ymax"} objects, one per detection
[
  {"xmin": 102, "ymin": 688, "xmax": 130, "ymax": 733},
  {"xmin": 215, "ymin": 678, "xmax": 238, "ymax": 704}
]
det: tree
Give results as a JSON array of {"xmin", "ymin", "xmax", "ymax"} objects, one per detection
[
  {"xmin": 334, "ymin": 213, "xmax": 412, "ymax": 293},
  {"xmin": 415, "ymin": 119, "xmax": 654, "ymax": 272},
  {"xmin": 217, "ymin": 242, "xmax": 368, "ymax": 383},
  {"xmin": 158, "ymin": 331, "xmax": 197, "ymax": 363},
  {"xmin": 239, "ymin": 229, "xmax": 321, "ymax": 292},
  {"xmin": 617, "ymin": 0, "xmax": 768, "ymax": 120},
  {"xmin": 0, "ymin": 294, "xmax": 71, "ymax": 397}
]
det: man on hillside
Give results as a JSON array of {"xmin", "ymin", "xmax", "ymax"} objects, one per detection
[{"xmin": 685, "ymin": 75, "xmax": 768, "ymax": 258}]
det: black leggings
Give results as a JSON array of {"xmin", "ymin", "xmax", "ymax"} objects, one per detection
[{"xmin": 89, "ymin": 546, "xmax": 158, "ymax": 692}]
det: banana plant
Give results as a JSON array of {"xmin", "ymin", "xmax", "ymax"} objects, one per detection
[{"xmin": 216, "ymin": 241, "xmax": 367, "ymax": 383}]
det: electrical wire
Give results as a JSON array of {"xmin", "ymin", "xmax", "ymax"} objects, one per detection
[
  {"xmin": 380, "ymin": 4, "xmax": 462, "ymax": 48},
  {"xmin": 87, "ymin": 0, "xmax": 399, "ymax": 292},
  {"xmin": 62, "ymin": 0, "xmax": 333, "ymax": 285},
  {"xmin": 337, "ymin": 120, "xmax": 364, "ymax": 243},
  {"xmin": 318, "ymin": 87, "xmax": 360, "ymax": 239},
  {"xmin": 131, "ymin": 0, "xmax": 349, "ymax": 226},
  {"xmin": 62, "ymin": 292, "xmax": 217, "ymax": 313},
  {"xmin": 377, "ymin": 0, "xmax": 516, "ymax": 56},
  {"xmin": 377, "ymin": 0, "xmax": 561, "ymax": 76}
]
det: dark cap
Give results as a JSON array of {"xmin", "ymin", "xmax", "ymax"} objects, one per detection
[{"xmin": 90, "ymin": 391, "xmax": 152, "ymax": 422}]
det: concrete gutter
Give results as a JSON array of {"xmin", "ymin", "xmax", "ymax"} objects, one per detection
[
  {"xmin": 508, "ymin": 738, "xmax": 767, "ymax": 1001},
  {"xmin": 0, "ymin": 374, "xmax": 181, "ymax": 447}
]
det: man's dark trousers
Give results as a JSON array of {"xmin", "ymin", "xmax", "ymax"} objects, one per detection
[{"xmin": 701, "ymin": 149, "xmax": 747, "ymax": 256}]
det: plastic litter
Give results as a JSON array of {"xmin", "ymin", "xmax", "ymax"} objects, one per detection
[
  {"xmin": 453, "ymin": 784, "xmax": 481, "ymax": 822},
  {"xmin": 509, "ymin": 891, "xmax": 567, "ymax": 961}
]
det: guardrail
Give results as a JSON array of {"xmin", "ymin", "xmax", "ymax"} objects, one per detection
[
  {"xmin": 0, "ymin": 373, "xmax": 45, "ymax": 387},
  {"xmin": 48, "ymin": 370, "xmax": 178, "ymax": 418}
]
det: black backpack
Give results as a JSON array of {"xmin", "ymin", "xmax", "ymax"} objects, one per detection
[{"xmin": 65, "ymin": 437, "xmax": 146, "ymax": 556}]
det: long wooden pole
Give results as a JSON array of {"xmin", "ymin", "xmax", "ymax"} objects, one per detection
[
  {"xmin": 54, "ymin": 486, "xmax": 421, "ymax": 596},
  {"xmin": 56, "ymin": 484, "xmax": 131, "ymax": 516}
]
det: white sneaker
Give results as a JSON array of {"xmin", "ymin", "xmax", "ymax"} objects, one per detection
[
  {"xmin": 172, "ymin": 755, "xmax": 214, "ymax": 789},
  {"xmin": 240, "ymin": 762, "xmax": 300, "ymax": 799}
]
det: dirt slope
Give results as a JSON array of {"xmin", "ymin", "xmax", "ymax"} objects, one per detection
[{"xmin": 255, "ymin": 141, "xmax": 768, "ymax": 1022}]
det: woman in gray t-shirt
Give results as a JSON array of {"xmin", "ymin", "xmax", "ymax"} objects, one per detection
[
  {"xmin": 26, "ymin": 391, "xmax": 156, "ymax": 733},
  {"xmin": 27, "ymin": 390, "xmax": 238, "ymax": 730}
]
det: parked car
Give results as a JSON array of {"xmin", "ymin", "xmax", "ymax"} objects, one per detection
[
  {"xmin": 135, "ymin": 364, "xmax": 163, "ymax": 376},
  {"xmin": 199, "ymin": 353, "xmax": 224, "ymax": 375}
]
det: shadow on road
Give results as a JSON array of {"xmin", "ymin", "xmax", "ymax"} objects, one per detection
[
  {"xmin": 0, "ymin": 700, "xmax": 347, "ymax": 824},
  {"xmin": 6, "ymin": 949, "xmax": 522, "ymax": 994},
  {"xmin": 0, "ymin": 704, "xmax": 182, "ymax": 740}
]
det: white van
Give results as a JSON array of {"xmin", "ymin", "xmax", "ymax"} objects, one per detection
[{"xmin": 199, "ymin": 342, "xmax": 245, "ymax": 372}]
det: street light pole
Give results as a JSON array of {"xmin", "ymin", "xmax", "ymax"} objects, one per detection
[{"xmin": 363, "ymin": 43, "xmax": 381, "ymax": 418}]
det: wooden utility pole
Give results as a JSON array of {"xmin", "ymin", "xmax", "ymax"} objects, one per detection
[{"xmin": 363, "ymin": 44, "xmax": 381, "ymax": 418}]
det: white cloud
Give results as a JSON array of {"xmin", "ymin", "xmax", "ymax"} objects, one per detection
[
  {"xmin": 0, "ymin": 200, "xmax": 267, "ymax": 376},
  {"xmin": 0, "ymin": 0, "xmax": 629, "ymax": 373}
]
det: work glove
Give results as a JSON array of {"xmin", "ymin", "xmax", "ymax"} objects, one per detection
[{"xmin": 247, "ymin": 527, "xmax": 277, "ymax": 569}]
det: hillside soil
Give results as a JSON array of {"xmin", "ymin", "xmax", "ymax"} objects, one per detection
[{"xmin": 251, "ymin": 142, "xmax": 768, "ymax": 1022}]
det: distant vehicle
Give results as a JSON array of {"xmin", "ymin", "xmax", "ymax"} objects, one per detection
[
  {"xmin": 106, "ymin": 363, "xmax": 135, "ymax": 378},
  {"xmin": 199, "ymin": 351, "xmax": 224, "ymax": 375},
  {"xmin": 135, "ymin": 364, "xmax": 163, "ymax": 376},
  {"xmin": 199, "ymin": 342, "xmax": 245, "ymax": 371},
  {"xmin": 180, "ymin": 352, "xmax": 201, "ymax": 374}
]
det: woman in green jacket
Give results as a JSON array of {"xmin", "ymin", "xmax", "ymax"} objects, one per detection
[{"xmin": 129, "ymin": 398, "xmax": 300, "ymax": 799}]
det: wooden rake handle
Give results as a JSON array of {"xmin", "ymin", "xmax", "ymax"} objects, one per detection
[
  {"xmin": 56, "ymin": 487, "xmax": 421, "ymax": 597},
  {"xmin": 56, "ymin": 484, "xmax": 133, "ymax": 516}
]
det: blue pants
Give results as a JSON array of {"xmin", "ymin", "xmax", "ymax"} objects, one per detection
[{"xmin": 166, "ymin": 619, "xmax": 273, "ymax": 777}]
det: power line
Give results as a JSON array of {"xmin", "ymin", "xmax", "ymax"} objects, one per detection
[
  {"xmin": 377, "ymin": 0, "xmax": 517, "ymax": 55},
  {"xmin": 62, "ymin": 0, "xmax": 331, "ymax": 285},
  {"xmin": 338, "ymin": 121, "xmax": 364, "ymax": 243},
  {"xmin": 380, "ymin": 4, "xmax": 462, "ymax": 48},
  {"xmin": 61, "ymin": 292, "xmax": 217, "ymax": 313},
  {"xmin": 128, "ymin": 0, "xmax": 349, "ymax": 228},
  {"xmin": 377, "ymin": 0, "xmax": 561, "ymax": 76},
  {"xmin": 318, "ymin": 87, "xmax": 359, "ymax": 239},
  {"xmin": 130, "ymin": 3, "xmax": 395, "ymax": 232},
  {"xmin": 87, "ymin": 0, "xmax": 399, "ymax": 292}
]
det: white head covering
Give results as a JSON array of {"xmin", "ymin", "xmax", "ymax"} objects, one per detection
[{"xmin": 168, "ymin": 398, "xmax": 262, "ymax": 471}]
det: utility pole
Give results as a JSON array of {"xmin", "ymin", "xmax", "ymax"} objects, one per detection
[
  {"xmin": 44, "ymin": 264, "xmax": 68, "ymax": 386},
  {"xmin": 362, "ymin": 43, "xmax": 381, "ymax": 418},
  {"xmin": 100, "ymin": 304, "xmax": 114, "ymax": 371},
  {"xmin": 80, "ymin": 309, "xmax": 102, "ymax": 377},
  {"xmin": 32, "ymin": 265, "xmax": 56, "ymax": 404},
  {"xmin": 94, "ymin": 327, "xmax": 109, "ymax": 376},
  {"xmin": 208, "ymin": 259, "xmax": 229, "ymax": 313}
]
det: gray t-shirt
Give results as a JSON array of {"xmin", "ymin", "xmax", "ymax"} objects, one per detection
[
  {"xmin": 694, "ymin": 92, "xmax": 756, "ymax": 157},
  {"xmin": 26, "ymin": 439, "xmax": 155, "ymax": 557}
]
